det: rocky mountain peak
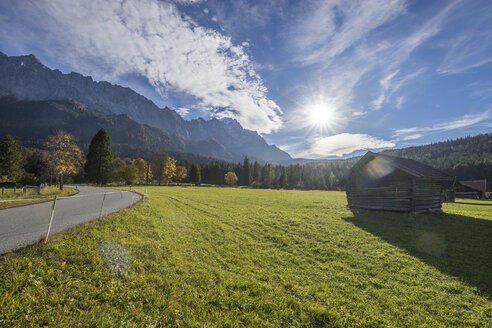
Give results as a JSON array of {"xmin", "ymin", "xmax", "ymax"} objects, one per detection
[{"xmin": 0, "ymin": 52, "xmax": 291, "ymax": 163}]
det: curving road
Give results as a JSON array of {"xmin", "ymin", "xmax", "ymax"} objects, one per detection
[{"xmin": 0, "ymin": 186, "xmax": 141, "ymax": 255}]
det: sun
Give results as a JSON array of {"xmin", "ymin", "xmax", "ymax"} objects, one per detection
[{"xmin": 308, "ymin": 104, "xmax": 334, "ymax": 127}]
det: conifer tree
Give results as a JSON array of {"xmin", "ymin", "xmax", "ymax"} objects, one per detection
[
  {"xmin": 84, "ymin": 128, "xmax": 114, "ymax": 185},
  {"xmin": 252, "ymin": 160, "xmax": 261, "ymax": 184},
  {"xmin": 0, "ymin": 135, "xmax": 24, "ymax": 182},
  {"xmin": 190, "ymin": 163, "xmax": 201, "ymax": 185},
  {"xmin": 242, "ymin": 156, "xmax": 251, "ymax": 186}
]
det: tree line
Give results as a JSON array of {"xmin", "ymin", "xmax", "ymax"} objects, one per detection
[
  {"xmin": 1, "ymin": 130, "xmax": 491, "ymax": 191},
  {"xmin": 0, "ymin": 129, "xmax": 199, "ymax": 189},
  {"xmin": 0, "ymin": 129, "xmax": 353, "ymax": 190}
]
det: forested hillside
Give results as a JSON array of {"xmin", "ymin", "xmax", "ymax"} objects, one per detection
[
  {"xmin": 383, "ymin": 134, "xmax": 492, "ymax": 182},
  {"xmin": 0, "ymin": 97, "xmax": 215, "ymax": 163}
]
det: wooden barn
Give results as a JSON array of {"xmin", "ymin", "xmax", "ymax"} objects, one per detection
[
  {"xmin": 346, "ymin": 151, "xmax": 456, "ymax": 213},
  {"xmin": 456, "ymin": 179, "xmax": 488, "ymax": 199}
]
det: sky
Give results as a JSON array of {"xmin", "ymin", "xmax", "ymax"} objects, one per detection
[{"xmin": 1, "ymin": 0, "xmax": 492, "ymax": 159}]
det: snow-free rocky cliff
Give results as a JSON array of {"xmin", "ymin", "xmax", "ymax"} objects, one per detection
[{"xmin": 0, "ymin": 52, "xmax": 291, "ymax": 163}]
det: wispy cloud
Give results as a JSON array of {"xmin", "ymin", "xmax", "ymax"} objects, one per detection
[
  {"xmin": 395, "ymin": 96, "xmax": 405, "ymax": 109},
  {"xmin": 208, "ymin": 0, "xmax": 286, "ymax": 34},
  {"xmin": 352, "ymin": 111, "xmax": 368, "ymax": 117},
  {"xmin": 436, "ymin": 2, "xmax": 492, "ymax": 74},
  {"xmin": 300, "ymin": 133, "xmax": 395, "ymax": 158},
  {"xmin": 393, "ymin": 110, "xmax": 491, "ymax": 139},
  {"xmin": 371, "ymin": 69, "xmax": 424, "ymax": 110},
  {"xmin": 401, "ymin": 133, "xmax": 423, "ymax": 141},
  {"xmin": 291, "ymin": 0, "xmax": 407, "ymax": 66},
  {"xmin": 0, "ymin": 0, "xmax": 282, "ymax": 133},
  {"xmin": 288, "ymin": 0, "xmax": 460, "ymax": 120},
  {"xmin": 470, "ymin": 85, "xmax": 492, "ymax": 100}
]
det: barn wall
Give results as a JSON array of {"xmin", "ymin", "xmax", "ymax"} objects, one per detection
[
  {"xmin": 347, "ymin": 176, "xmax": 448, "ymax": 213},
  {"xmin": 413, "ymin": 179, "xmax": 444, "ymax": 213},
  {"xmin": 347, "ymin": 180, "xmax": 412, "ymax": 212}
]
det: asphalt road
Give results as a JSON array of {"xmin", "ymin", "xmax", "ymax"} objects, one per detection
[{"xmin": 0, "ymin": 186, "xmax": 141, "ymax": 255}]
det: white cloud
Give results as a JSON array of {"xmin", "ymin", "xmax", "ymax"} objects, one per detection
[
  {"xmin": 393, "ymin": 110, "xmax": 491, "ymax": 138},
  {"xmin": 401, "ymin": 133, "xmax": 423, "ymax": 141},
  {"xmin": 302, "ymin": 133, "xmax": 395, "ymax": 158},
  {"xmin": 0, "ymin": 0, "xmax": 282, "ymax": 133},
  {"xmin": 352, "ymin": 111, "xmax": 368, "ymax": 117},
  {"xmin": 176, "ymin": 107, "xmax": 191, "ymax": 117}
]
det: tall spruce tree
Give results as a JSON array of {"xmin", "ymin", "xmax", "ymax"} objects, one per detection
[
  {"xmin": 242, "ymin": 156, "xmax": 251, "ymax": 186},
  {"xmin": 0, "ymin": 135, "xmax": 24, "ymax": 182},
  {"xmin": 189, "ymin": 163, "xmax": 201, "ymax": 185},
  {"xmin": 84, "ymin": 129, "xmax": 114, "ymax": 184},
  {"xmin": 252, "ymin": 160, "xmax": 261, "ymax": 184}
]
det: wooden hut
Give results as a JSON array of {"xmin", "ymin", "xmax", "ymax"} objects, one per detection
[
  {"xmin": 346, "ymin": 151, "xmax": 456, "ymax": 213},
  {"xmin": 456, "ymin": 179, "xmax": 488, "ymax": 199}
]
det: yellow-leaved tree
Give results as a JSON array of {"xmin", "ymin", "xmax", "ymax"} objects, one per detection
[
  {"xmin": 133, "ymin": 158, "xmax": 148, "ymax": 184},
  {"xmin": 145, "ymin": 161, "xmax": 153, "ymax": 185},
  {"xmin": 44, "ymin": 132, "xmax": 84, "ymax": 190},
  {"xmin": 176, "ymin": 166, "xmax": 187, "ymax": 182},
  {"xmin": 163, "ymin": 156, "xmax": 177, "ymax": 185},
  {"xmin": 224, "ymin": 171, "xmax": 238, "ymax": 185}
]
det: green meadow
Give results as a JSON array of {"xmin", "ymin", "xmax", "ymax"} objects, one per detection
[{"xmin": 0, "ymin": 187, "xmax": 490, "ymax": 327}]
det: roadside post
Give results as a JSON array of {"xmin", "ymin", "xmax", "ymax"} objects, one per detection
[
  {"xmin": 99, "ymin": 192, "xmax": 107, "ymax": 219},
  {"xmin": 44, "ymin": 196, "xmax": 57, "ymax": 243}
]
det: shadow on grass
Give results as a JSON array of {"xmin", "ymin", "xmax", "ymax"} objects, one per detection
[{"xmin": 343, "ymin": 209, "xmax": 492, "ymax": 299}]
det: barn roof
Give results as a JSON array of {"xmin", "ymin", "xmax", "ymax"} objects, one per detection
[
  {"xmin": 355, "ymin": 151, "xmax": 454, "ymax": 179},
  {"xmin": 459, "ymin": 179, "xmax": 487, "ymax": 192}
]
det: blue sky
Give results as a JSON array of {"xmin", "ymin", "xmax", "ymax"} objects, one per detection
[{"xmin": 1, "ymin": 0, "xmax": 491, "ymax": 158}]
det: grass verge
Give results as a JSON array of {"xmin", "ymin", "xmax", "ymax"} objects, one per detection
[
  {"xmin": 0, "ymin": 187, "xmax": 490, "ymax": 327},
  {"xmin": 0, "ymin": 186, "xmax": 79, "ymax": 210}
]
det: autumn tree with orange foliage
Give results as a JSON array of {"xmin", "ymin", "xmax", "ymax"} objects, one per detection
[{"xmin": 44, "ymin": 132, "xmax": 84, "ymax": 190}]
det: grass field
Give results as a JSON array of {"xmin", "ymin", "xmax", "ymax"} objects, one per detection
[
  {"xmin": 0, "ymin": 186, "xmax": 79, "ymax": 210},
  {"xmin": 0, "ymin": 187, "xmax": 491, "ymax": 327}
]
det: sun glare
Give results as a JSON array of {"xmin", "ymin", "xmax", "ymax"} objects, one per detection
[
  {"xmin": 294, "ymin": 94, "xmax": 345, "ymax": 134},
  {"xmin": 309, "ymin": 104, "xmax": 333, "ymax": 127}
]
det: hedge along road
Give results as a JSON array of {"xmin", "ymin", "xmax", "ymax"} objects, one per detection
[{"xmin": 0, "ymin": 185, "xmax": 141, "ymax": 255}]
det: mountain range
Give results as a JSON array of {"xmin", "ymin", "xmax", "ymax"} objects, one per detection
[{"xmin": 0, "ymin": 51, "xmax": 291, "ymax": 163}]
